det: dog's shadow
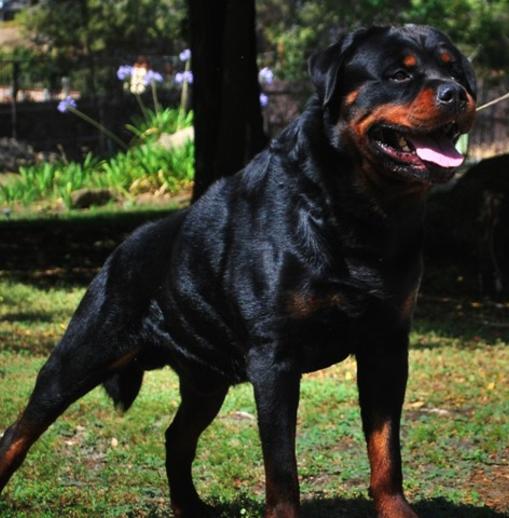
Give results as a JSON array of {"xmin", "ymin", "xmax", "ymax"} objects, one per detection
[{"xmin": 212, "ymin": 496, "xmax": 506, "ymax": 517}]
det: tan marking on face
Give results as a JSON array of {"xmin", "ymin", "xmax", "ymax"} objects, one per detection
[
  {"xmin": 341, "ymin": 77, "xmax": 476, "ymax": 194},
  {"xmin": 408, "ymin": 88, "xmax": 438, "ymax": 118},
  {"xmin": 351, "ymin": 85, "xmax": 476, "ymax": 142},
  {"xmin": 344, "ymin": 90, "xmax": 359, "ymax": 107},
  {"xmin": 465, "ymin": 92, "xmax": 477, "ymax": 120},
  {"xmin": 403, "ymin": 54, "xmax": 417, "ymax": 67},
  {"xmin": 353, "ymin": 104, "xmax": 412, "ymax": 139},
  {"xmin": 439, "ymin": 51, "xmax": 453, "ymax": 64}
]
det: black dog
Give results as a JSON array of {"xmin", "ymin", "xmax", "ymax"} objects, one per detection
[{"xmin": 0, "ymin": 25, "xmax": 476, "ymax": 518}]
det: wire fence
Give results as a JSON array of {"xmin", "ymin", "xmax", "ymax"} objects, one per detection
[
  {"xmin": 0, "ymin": 56, "xmax": 508, "ymax": 162},
  {"xmin": 0, "ymin": 55, "xmax": 185, "ymax": 156}
]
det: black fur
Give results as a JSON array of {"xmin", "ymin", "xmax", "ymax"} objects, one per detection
[{"xmin": 0, "ymin": 25, "xmax": 477, "ymax": 518}]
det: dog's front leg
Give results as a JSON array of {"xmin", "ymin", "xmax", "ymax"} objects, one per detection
[
  {"xmin": 247, "ymin": 348, "xmax": 301, "ymax": 518},
  {"xmin": 356, "ymin": 336, "xmax": 418, "ymax": 518}
]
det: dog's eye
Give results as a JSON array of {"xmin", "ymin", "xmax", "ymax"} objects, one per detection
[{"xmin": 390, "ymin": 70, "xmax": 412, "ymax": 83}]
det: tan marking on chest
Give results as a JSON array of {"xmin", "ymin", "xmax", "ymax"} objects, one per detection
[
  {"xmin": 401, "ymin": 288, "xmax": 418, "ymax": 321},
  {"xmin": 287, "ymin": 292, "xmax": 344, "ymax": 319},
  {"xmin": 109, "ymin": 349, "xmax": 140, "ymax": 370}
]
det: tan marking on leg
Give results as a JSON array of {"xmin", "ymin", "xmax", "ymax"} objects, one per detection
[
  {"xmin": 265, "ymin": 502, "xmax": 299, "ymax": 518},
  {"xmin": 368, "ymin": 420, "xmax": 394, "ymax": 495},
  {"xmin": 368, "ymin": 422, "xmax": 417, "ymax": 517},
  {"xmin": 0, "ymin": 435, "xmax": 30, "ymax": 475},
  {"xmin": 4, "ymin": 438, "xmax": 27, "ymax": 462}
]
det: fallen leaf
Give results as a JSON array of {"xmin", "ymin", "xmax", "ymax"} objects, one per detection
[{"xmin": 407, "ymin": 401, "xmax": 425, "ymax": 409}]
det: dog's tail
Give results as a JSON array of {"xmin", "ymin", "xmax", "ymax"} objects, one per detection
[{"xmin": 103, "ymin": 362, "xmax": 144, "ymax": 412}]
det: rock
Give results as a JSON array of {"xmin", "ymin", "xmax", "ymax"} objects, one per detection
[
  {"xmin": 157, "ymin": 126, "xmax": 194, "ymax": 150},
  {"xmin": 70, "ymin": 188, "xmax": 116, "ymax": 209},
  {"xmin": 0, "ymin": 138, "xmax": 35, "ymax": 172},
  {"xmin": 426, "ymin": 154, "xmax": 509, "ymax": 297},
  {"xmin": 0, "ymin": 139, "xmax": 59, "ymax": 173}
]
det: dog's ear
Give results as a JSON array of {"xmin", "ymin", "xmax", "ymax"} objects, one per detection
[
  {"xmin": 308, "ymin": 28, "xmax": 370, "ymax": 108},
  {"xmin": 459, "ymin": 54, "xmax": 477, "ymax": 101}
]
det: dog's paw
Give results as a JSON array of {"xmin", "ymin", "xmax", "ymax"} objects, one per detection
[{"xmin": 264, "ymin": 501, "xmax": 299, "ymax": 518}]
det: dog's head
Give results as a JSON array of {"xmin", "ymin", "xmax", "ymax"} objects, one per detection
[{"xmin": 309, "ymin": 25, "xmax": 477, "ymax": 184}]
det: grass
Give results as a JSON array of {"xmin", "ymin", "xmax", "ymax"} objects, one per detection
[
  {"xmin": 0, "ymin": 142, "xmax": 194, "ymax": 209},
  {"xmin": 0, "ymin": 272, "xmax": 507, "ymax": 517}
]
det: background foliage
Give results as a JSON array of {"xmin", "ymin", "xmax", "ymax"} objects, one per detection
[
  {"xmin": 13, "ymin": 0, "xmax": 188, "ymax": 94},
  {"xmin": 5, "ymin": 0, "xmax": 507, "ymax": 94},
  {"xmin": 256, "ymin": 0, "xmax": 509, "ymax": 79}
]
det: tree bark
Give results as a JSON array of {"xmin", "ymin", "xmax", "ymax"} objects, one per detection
[{"xmin": 189, "ymin": 0, "xmax": 267, "ymax": 201}]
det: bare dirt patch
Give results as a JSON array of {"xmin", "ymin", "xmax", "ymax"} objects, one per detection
[{"xmin": 470, "ymin": 460, "xmax": 509, "ymax": 513}]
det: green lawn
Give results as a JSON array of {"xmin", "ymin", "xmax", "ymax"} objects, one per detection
[{"xmin": 0, "ymin": 276, "xmax": 507, "ymax": 517}]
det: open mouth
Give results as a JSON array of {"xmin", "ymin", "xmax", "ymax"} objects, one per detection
[{"xmin": 369, "ymin": 122, "xmax": 464, "ymax": 172}]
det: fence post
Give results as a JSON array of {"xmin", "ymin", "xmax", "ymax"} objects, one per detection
[{"xmin": 11, "ymin": 60, "xmax": 19, "ymax": 139}]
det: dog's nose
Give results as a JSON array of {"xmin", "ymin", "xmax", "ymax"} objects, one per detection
[{"xmin": 436, "ymin": 82, "xmax": 467, "ymax": 109}]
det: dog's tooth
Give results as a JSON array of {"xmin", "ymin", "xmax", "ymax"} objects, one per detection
[{"xmin": 398, "ymin": 136, "xmax": 411, "ymax": 152}]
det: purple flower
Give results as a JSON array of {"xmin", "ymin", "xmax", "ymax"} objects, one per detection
[
  {"xmin": 259, "ymin": 67, "xmax": 274, "ymax": 85},
  {"xmin": 144, "ymin": 70, "xmax": 164, "ymax": 85},
  {"xmin": 259, "ymin": 93, "xmax": 269, "ymax": 108},
  {"xmin": 57, "ymin": 96, "xmax": 77, "ymax": 113},
  {"xmin": 179, "ymin": 48, "xmax": 191, "ymax": 62},
  {"xmin": 175, "ymin": 70, "xmax": 193, "ymax": 85},
  {"xmin": 117, "ymin": 65, "xmax": 133, "ymax": 81}
]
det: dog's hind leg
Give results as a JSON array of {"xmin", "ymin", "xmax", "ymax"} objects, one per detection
[
  {"xmin": 0, "ymin": 273, "xmax": 141, "ymax": 493},
  {"xmin": 165, "ymin": 379, "xmax": 228, "ymax": 518}
]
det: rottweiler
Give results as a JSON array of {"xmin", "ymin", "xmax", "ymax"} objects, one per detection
[{"xmin": 0, "ymin": 24, "xmax": 476, "ymax": 518}]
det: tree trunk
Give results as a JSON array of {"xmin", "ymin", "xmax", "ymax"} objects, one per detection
[{"xmin": 189, "ymin": 0, "xmax": 267, "ymax": 201}]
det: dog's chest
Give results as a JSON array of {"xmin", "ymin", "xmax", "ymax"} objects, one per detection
[
  {"xmin": 278, "ymin": 252, "xmax": 420, "ymax": 373},
  {"xmin": 282, "ymin": 291, "xmax": 354, "ymax": 371}
]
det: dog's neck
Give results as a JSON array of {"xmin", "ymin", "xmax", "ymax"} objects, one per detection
[{"xmin": 353, "ymin": 159, "xmax": 431, "ymax": 212}]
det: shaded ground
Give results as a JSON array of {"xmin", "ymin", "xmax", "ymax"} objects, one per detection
[
  {"xmin": 0, "ymin": 206, "xmax": 178, "ymax": 286},
  {"xmin": 1, "ymin": 204, "xmax": 507, "ymax": 347}
]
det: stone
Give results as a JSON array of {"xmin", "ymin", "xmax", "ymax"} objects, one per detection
[{"xmin": 70, "ymin": 188, "xmax": 116, "ymax": 209}]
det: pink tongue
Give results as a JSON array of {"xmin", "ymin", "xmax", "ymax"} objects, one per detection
[{"xmin": 407, "ymin": 134, "xmax": 464, "ymax": 168}]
